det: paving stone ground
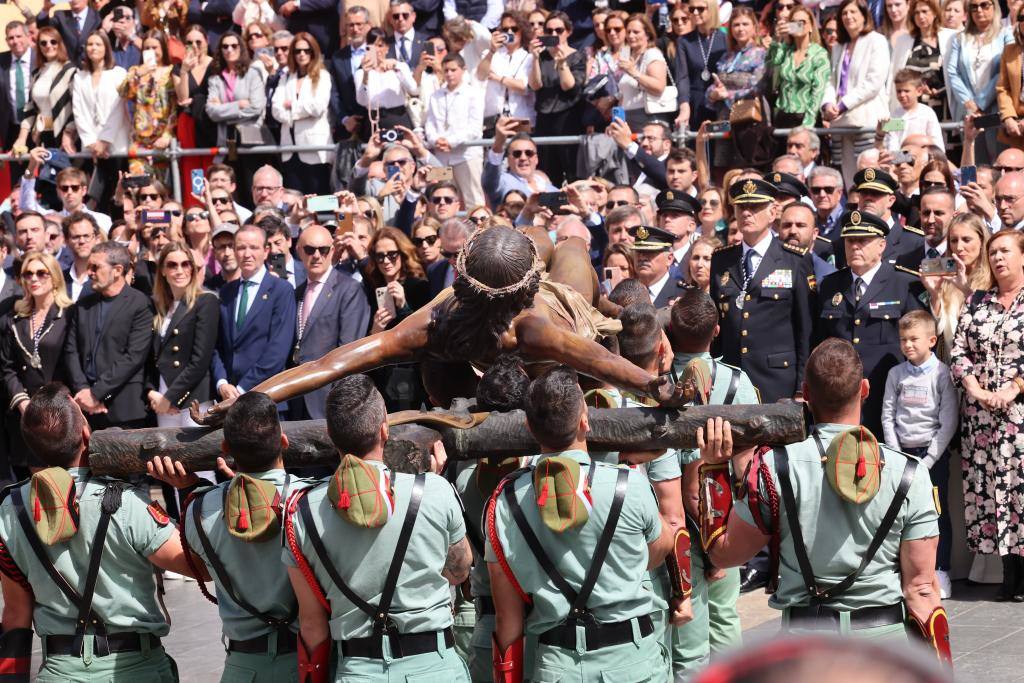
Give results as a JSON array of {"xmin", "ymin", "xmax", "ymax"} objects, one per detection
[{"xmin": 13, "ymin": 577, "xmax": 1020, "ymax": 681}]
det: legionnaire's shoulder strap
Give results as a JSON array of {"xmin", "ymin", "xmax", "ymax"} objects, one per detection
[
  {"xmin": 775, "ymin": 443, "xmax": 919, "ymax": 604},
  {"xmin": 712, "ymin": 360, "xmax": 741, "ymax": 406},
  {"xmin": 442, "ymin": 462, "xmax": 484, "ymax": 557},
  {"xmin": 190, "ymin": 486, "xmax": 297, "ymax": 630},
  {"xmin": 504, "ymin": 464, "xmax": 628, "ymax": 622},
  {"xmin": 298, "ymin": 472, "xmax": 425, "ymax": 635},
  {"xmin": 11, "ymin": 481, "xmax": 123, "ymax": 656}
]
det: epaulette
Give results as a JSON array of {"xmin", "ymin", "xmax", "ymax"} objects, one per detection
[
  {"xmin": 894, "ymin": 264, "xmax": 921, "ymax": 278},
  {"xmin": 715, "ymin": 359, "xmax": 742, "ymax": 372},
  {"xmin": 713, "ymin": 243, "xmax": 740, "ymax": 253},
  {"xmin": 781, "ymin": 242, "xmax": 808, "ymax": 256},
  {"xmin": 903, "ymin": 224, "xmax": 925, "ymax": 236},
  {"xmin": 814, "ymin": 234, "xmax": 832, "ymax": 244}
]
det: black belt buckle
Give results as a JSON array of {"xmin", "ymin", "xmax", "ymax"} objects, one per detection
[{"xmin": 376, "ymin": 618, "xmax": 402, "ymax": 659}]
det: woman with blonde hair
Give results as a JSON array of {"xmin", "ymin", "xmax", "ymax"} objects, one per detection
[
  {"xmin": 685, "ymin": 234, "xmax": 722, "ymax": 292},
  {"xmin": 0, "ymin": 252, "xmax": 72, "ymax": 476},
  {"xmin": 147, "ymin": 241, "xmax": 220, "ymax": 427},
  {"xmin": 358, "ymin": 196, "xmax": 385, "ymax": 234}
]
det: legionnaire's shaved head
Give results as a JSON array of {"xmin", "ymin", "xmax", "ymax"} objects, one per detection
[
  {"xmin": 21, "ymin": 383, "xmax": 87, "ymax": 468},
  {"xmin": 477, "ymin": 354, "xmax": 531, "ymax": 412},
  {"xmin": 608, "ymin": 278, "xmax": 651, "ymax": 307},
  {"xmin": 617, "ymin": 303, "xmax": 661, "ymax": 370},
  {"xmin": 525, "ymin": 366, "xmax": 585, "ymax": 451},
  {"xmin": 326, "ymin": 375, "xmax": 387, "ymax": 456},
  {"xmin": 670, "ymin": 289, "xmax": 719, "ymax": 352},
  {"xmin": 804, "ymin": 339, "xmax": 864, "ymax": 417},
  {"xmin": 223, "ymin": 392, "xmax": 283, "ymax": 471}
]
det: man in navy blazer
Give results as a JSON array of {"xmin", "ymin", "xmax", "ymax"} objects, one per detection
[
  {"xmin": 186, "ymin": 0, "xmax": 238, "ymax": 49},
  {"xmin": 211, "ymin": 225, "xmax": 296, "ymax": 405},
  {"xmin": 280, "ymin": 0, "xmax": 340, "ymax": 58},
  {"xmin": 36, "ymin": 0, "xmax": 101, "ymax": 64},
  {"xmin": 386, "ymin": 1, "xmax": 426, "ymax": 69},
  {"xmin": 0, "ymin": 24, "xmax": 32, "ymax": 152},
  {"xmin": 288, "ymin": 226, "xmax": 371, "ymax": 419},
  {"xmin": 328, "ymin": 6, "xmax": 372, "ymax": 140}
]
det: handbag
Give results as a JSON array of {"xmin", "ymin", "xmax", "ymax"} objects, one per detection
[
  {"xmin": 729, "ymin": 97, "xmax": 764, "ymax": 125},
  {"xmin": 644, "ymin": 56, "xmax": 679, "ymax": 115}
]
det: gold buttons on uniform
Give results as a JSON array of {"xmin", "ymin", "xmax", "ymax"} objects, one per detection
[
  {"xmin": 741, "ymin": 347, "xmax": 748, "ymax": 354},
  {"xmin": 172, "ymin": 329, "xmax": 179, "ymax": 335},
  {"xmin": 783, "ymin": 361, "xmax": 789, "ymax": 367},
  {"xmin": 741, "ymin": 330, "xmax": 748, "ymax": 336},
  {"xmin": 884, "ymin": 315, "xmax": 890, "ymax": 320},
  {"xmin": 172, "ymin": 360, "xmax": 181, "ymax": 368},
  {"xmin": 854, "ymin": 319, "xmax": 861, "ymax": 325},
  {"xmin": 172, "ymin": 345, "xmax": 180, "ymax": 353},
  {"xmin": 743, "ymin": 312, "xmax": 749, "ymax": 319},
  {"xmin": 853, "ymin": 337, "xmax": 860, "ymax": 344},
  {"xmin": 745, "ymin": 295, "xmax": 751, "ymax": 301},
  {"xmin": 773, "ymin": 294, "xmax": 779, "ymax": 300}
]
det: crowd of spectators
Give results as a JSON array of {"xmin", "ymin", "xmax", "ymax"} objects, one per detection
[{"xmin": 0, "ymin": 0, "xmax": 1023, "ymax": 606}]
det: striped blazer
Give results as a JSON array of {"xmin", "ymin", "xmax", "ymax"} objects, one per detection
[{"xmin": 21, "ymin": 60, "xmax": 76, "ymax": 141}]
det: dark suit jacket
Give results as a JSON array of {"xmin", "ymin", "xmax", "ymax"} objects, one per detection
[
  {"xmin": 328, "ymin": 46, "xmax": 368, "ymax": 136},
  {"xmin": 211, "ymin": 270, "xmax": 296, "ymax": 392},
  {"xmin": 427, "ymin": 259, "xmax": 451, "ymax": 298},
  {"xmin": 287, "ymin": 0, "xmax": 341, "ymax": 58},
  {"xmin": 37, "ymin": 8, "xmax": 101, "ymax": 64},
  {"xmin": 0, "ymin": 306, "xmax": 69, "ymax": 408},
  {"xmin": 0, "ymin": 273, "xmax": 23, "ymax": 318},
  {"xmin": 186, "ymin": 0, "xmax": 238, "ymax": 46},
  {"xmin": 410, "ymin": 0, "xmax": 443, "ymax": 35},
  {"xmin": 652, "ymin": 276, "xmax": 689, "ymax": 309},
  {"xmin": 63, "ymin": 267, "xmax": 93, "ymax": 302},
  {"xmin": 288, "ymin": 268, "xmax": 370, "ymax": 419},
  {"xmin": 387, "ymin": 30, "xmax": 427, "ymax": 70},
  {"xmin": 64, "ymin": 285, "xmax": 154, "ymax": 423},
  {"xmin": 0, "ymin": 50, "xmax": 33, "ymax": 147},
  {"xmin": 676, "ymin": 31, "xmax": 727, "ymax": 127},
  {"xmin": 629, "ymin": 149, "xmax": 668, "ymax": 191},
  {"xmin": 147, "ymin": 292, "xmax": 220, "ymax": 409},
  {"xmin": 709, "ymin": 238, "xmax": 816, "ymax": 403}
]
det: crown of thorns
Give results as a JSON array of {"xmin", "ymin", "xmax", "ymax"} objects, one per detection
[{"xmin": 454, "ymin": 227, "xmax": 544, "ymax": 298}]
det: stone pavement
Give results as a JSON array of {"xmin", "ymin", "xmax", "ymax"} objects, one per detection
[{"xmin": 13, "ymin": 578, "xmax": 1024, "ymax": 681}]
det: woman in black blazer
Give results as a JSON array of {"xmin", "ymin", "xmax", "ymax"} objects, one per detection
[
  {"xmin": 675, "ymin": 1, "xmax": 727, "ymax": 129},
  {"xmin": 0, "ymin": 252, "xmax": 72, "ymax": 478},
  {"xmin": 146, "ymin": 241, "xmax": 220, "ymax": 427}
]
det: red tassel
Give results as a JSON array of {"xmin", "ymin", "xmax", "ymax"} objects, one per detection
[
  {"xmin": 855, "ymin": 453, "xmax": 867, "ymax": 479},
  {"xmin": 237, "ymin": 509, "xmax": 249, "ymax": 531},
  {"xmin": 33, "ymin": 496, "xmax": 41, "ymax": 522},
  {"xmin": 338, "ymin": 490, "xmax": 351, "ymax": 510},
  {"xmin": 537, "ymin": 481, "xmax": 549, "ymax": 507}
]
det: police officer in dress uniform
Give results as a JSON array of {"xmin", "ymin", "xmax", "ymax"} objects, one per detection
[
  {"xmin": 283, "ymin": 375, "xmax": 473, "ymax": 683},
  {"xmin": 709, "ymin": 178, "xmax": 817, "ymax": 404},
  {"xmin": 655, "ymin": 190, "xmax": 702, "ymax": 282},
  {"xmin": 633, "ymin": 225, "xmax": 691, "ymax": 308},
  {"xmin": 148, "ymin": 392, "xmax": 312, "ymax": 682},
  {"xmin": 833, "ymin": 169, "xmax": 926, "ymax": 270},
  {"xmin": 766, "ymin": 171, "xmax": 810, "ymax": 208},
  {"xmin": 487, "ymin": 366, "xmax": 692, "ymax": 683},
  {"xmin": 815, "ymin": 209, "xmax": 926, "ymax": 436},
  {"xmin": 696, "ymin": 339, "xmax": 951, "ymax": 665},
  {"xmin": 0, "ymin": 383, "xmax": 201, "ymax": 682}
]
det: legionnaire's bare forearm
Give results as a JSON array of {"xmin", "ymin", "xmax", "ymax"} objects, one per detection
[
  {"xmin": 442, "ymin": 538, "xmax": 472, "ymax": 585},
  {"xmin": 900, "ymin": 536, "xmax": 942, "ymax": 618}
]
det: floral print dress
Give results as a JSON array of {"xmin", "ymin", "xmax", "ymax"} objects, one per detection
[
  {"xmin": 950, "ymin": 288, "xmax": 1024, "ymax": 556},
  {"xmin": 119, "ymin": 65, "xmax": 177, "ymax": 177}
]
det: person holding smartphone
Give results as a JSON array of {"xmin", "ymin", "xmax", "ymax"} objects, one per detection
[
  {"xmin": 477, "ymin": 12, "xmax": 535, "ymax": 136},
  {"xmin": 118, "ymin": 30, "xmax": 178, "ymax": 179}
]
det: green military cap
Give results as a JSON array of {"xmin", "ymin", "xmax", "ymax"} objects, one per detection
[
  {"xmin": 328, "ymin": 454, "xmax": 394, "ymax": 529},
  {"xmin": 657, "ymin": 189, "xmax": 701, "ymax": 216},
  {"xmin": 765, "ymin": 171, "xmax": 809, "ymax": 200},
  {"xmin": 681, "ymin": 357, "xmax": 713, "ymax": 405},
  {"xmin": 839, "ymin": 209, "xmax": 889, "ymax": 239},
  {"xmin": 474, "ymin": 458, "xmax": 520, "ymax": 498},
  {"xmin": 853, "ymin": 167, "xmax": 897, "ymax": 194},
  {"xmin": 825, "ymin": 426, "xmax": 884, "ymax": 504},
  {"xmin": 223, "ymin": 474, "xmax": 282, "ymax": 542},
  {"xmin": 630, "ymin": 225, "xmax": 675, "ymax": 251},
  {"xmin": 534, "ymin": 456, "xmax": 593, "ymax": 532},
  {"xmin": 28, "ymin": 468, "xmax": 79, "ymax": 545},
  {"xmin": 729, "ymin": 177, "xmax": 778, "ymax": 205}
]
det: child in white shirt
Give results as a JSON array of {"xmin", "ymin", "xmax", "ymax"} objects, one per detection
[{"xmin": 882, "ymin": 69, "xmax": 945, "ymax": 152}]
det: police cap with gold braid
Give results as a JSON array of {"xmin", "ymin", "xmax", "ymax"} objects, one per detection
[
  {"xmin": 839, "ymin": 209, "xmax": 890, "ymax": 239},
  {"xmin": 656, "ymin": 189, "xmax": 701, "ymax": 216},
  {"xmin": 853, "ymin": 167, "xmax": 897, "ymax": 195},
  {"xmin": 630, "ymin": 225, "xmax": 675, "ymax": 251},
  {"xmin": 729, "ymin": 177, "xmax": 778, "ymax": 204},
  {"xmin": 765, "ymin": 171, "xmax": 809, "ymax": 200}
]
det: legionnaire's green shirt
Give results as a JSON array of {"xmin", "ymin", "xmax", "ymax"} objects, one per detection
[
  {"xmin": 0, "ymin": 468, "xmax": 174, "ymax": 637},
  {"xmin": 485, "ymin": 449, "xmax": 662, "ymax": 635},
  {"xmin": 185, "ymin": 469, "xmax": 308, "ymax": 641},
  {"xmin": 283, "ymin": 462, "xmax": 466, "ymax": 641},
  {"xmin": 736, "ymin": 423, "xmax": 940, "ymax": 611},
  {"xmin": 452, "ymin": 462, "xmax": 490, "ymax": 599}
]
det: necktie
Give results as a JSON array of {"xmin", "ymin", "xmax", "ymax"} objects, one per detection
[
  {"xmin": 14, "ymin": 58, "xmax": 24, "ymax": 114},
  {"xmin": 299, "ymin": 280, "xmax": 320, "ymax": 335},
  {"xmin": 399, "ymin": 37, "xmax": 409, "ymax": 63},
  {"xmin": 235, "ymin": 280, "xmax": 251, "ymax": 331},
  {"xmin": 927, "ymin": 247, "xmax": 939, "ymax": 258},
  {"xmin": 854, "ymin": 276, "xmax": 865, "ymax": 302},
  {"xmin": 743, "ymin": 248, "xmax": 756, "ymax": 283},
  {"xmin": 76, "ymin": 14, "xmax": 83, "ymax": 36}
]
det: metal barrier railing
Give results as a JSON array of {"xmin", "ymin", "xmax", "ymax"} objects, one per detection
[{"xmin": 0, "ymin": 121, "xmax": 967, "ymax": 203}]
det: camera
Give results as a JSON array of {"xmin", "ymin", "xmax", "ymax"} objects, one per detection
[{"xmin": 380, "ymin": 127, "xmax": 401, "ymax": 143}]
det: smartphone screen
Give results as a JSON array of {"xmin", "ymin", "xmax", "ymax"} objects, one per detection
[{"xmin": 961, "ymin": 166, "xmax": 977, "ymax": 186}]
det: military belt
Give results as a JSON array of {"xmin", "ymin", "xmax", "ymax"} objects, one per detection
[
  {"xmin": 341, "ymin": 627, "xmax": 454, "ymax": 659},
  {"xmin": 44, "ymin": 633, "xmax": 159, "ymax": 657},
  {"xmin": 228, "ymin": 630, "xmax": 298, "ymax": 654},
  {"xmin": 539, "ymin": 614, "xmax": 654, "ymax": 652},
  {"xmin": 786, "ymin": 603, "xmax": 904, "ymax": 630},
  {"xmin": 475, "ymin": 596, "xmax": 495, "ymax": 616}
]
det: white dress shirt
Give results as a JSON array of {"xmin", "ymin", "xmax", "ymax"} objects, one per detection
[
  {"xmin": 852, "ymin": 259, "xmax": 884, "ymax": 293},
  {"xmin": 425, "ymin": 81, "xmax": 484, "ymax": 165},
  {"xmin": 355, "ymin": 62, "xmax": 418, "ymax": 109},
  {"xmin": 646, "ymin": 270, "xmax": 671, "ymax": 303},
  {"xmin": 68, "ymin": 263, "xmax": 89, "ymax": 301},
  {"xmin": 233, "ymin": 265, "xmax": 267, "ymax": 322},
  {"xmin": 482, "ymin": 48, "xmax": 534, "ymax": 120},
  {"xmin": 741, "ymin": 232, "xmax": 773, "ymax": 279},
  {"xmin": 394, "ymin": 29, "xmax": 416, "ymax": 64},
  {"xmin": 19, "ymin": 178, "xmax": 112, "ymax": 235}
]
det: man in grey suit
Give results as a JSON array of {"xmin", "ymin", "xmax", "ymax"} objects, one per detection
[{"xmin": 288, "ymin": 225, "xmax": 371, "ymax": 419}]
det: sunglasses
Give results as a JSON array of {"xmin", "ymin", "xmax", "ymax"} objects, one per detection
[
  {"xmin": 606, "ymin": 25, "xmax": 625, "ymax": 32},
  {"xmin": 165, "ymin": 209, "xmax": 182, "ymax": 216},
  {"xmin": 688, "ymin": 6, "xmax": 707, "ymax": 13},
  {"xmin": 247, "ymin": 33, "xmax": 265, "ymax": 40},
  {"xmin": 302, "ymin": 245, "xmax": 331, "ymax": 257},
  {"xmin": 58, "ymin": 184, "xmax": 82, "ymax": 192},
  {"xmin": 1017, "ymin": 13, "xmax": 1024, "ymax": 20},
  {"xmin": 469, "ymin": 215, "xmax": 488, "ymax": 225},
  {"xmin": 501, "ymin": 25, "xmax": 520, "ymax": 32},
  {"xmin": 431, "ymin": 195, "xmax": 457, "ymax": 205},
  {"xmin": 412, "ymin": 234, "xmax": 438, "ymax": 247},
  {"xmin": 294, "ymin": 47, "xmax": 312, "ymax": 54},
  {"xmin": 212, "ymin": 196, "xmax": 232, "ymax": 204},
  {"xmin": 823, "ymin": 27, "xmax": 838, "ymax": 34},
  {"xmin": 968, "ymin": 2, "xmax": 991, "ymax": 9},
  {"xmin": 510, "ymin": 149, "xmax": 536, "ymax": 159},
  {"xmin": 23, "ymin": 269, "xmax": 50, "ymax": 280},
  {"xmin": 186, "ymin": 39, "xmax": 204, "ymax": 46},
  {"xmin": 921, "ymin": 180, "xmax": 947, "ymax": 190},
  {"xmin": 138, "ymin": 192, "xmax": 160, "ymax": 200},
  {"xmin": 442, "ymin": 249, "xmax": 460, "ymax": 259},
  {"xmin": 274, "ymin": 45, "xmax": 290, "ymax": 52},
  {"xmin": 374, "ymin": 250, "xmax": 401, "ymax": 263},
  {"xmin": 996, "ymin": 165, "xmax": 1024, "ymax": 173},
  {"xmin": 221, "ymin": 43, "xmax": 241, "ymax": 51},
  {"xmin": 606, "ymin": 199, "xmax": 630, "ymax": 210},
  {"xmin": 164, "ymin": 260, "xmax": 193, "ymax": 271},
  {"xmin": 392, "ymin": 11, "xmax": 411, "ymax": 18},
  {"xmin": 545, "ymin": 26, "xmax": 566, "ymax": 34},
  {"xmin": 701, "ymin": 198, "xmax": 721, "ymax": 208},
  {"xmin": 811, "ymin": 185, "xmax": 837, "ymax": 194},
  {"xmin": 186, "ymin": 211, "xmax": 209, "ymax": 221},
  {"xmin": 39, "ymin": 39, "xmax": 58, "ymax": 47}
]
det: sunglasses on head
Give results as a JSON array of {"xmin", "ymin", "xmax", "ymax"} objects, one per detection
[
  {"xmin": 374, "ymin": 250, "xmax": 401, "ymax": 263},
  {"xmin": 302, "ymin": 245, "xmax": 331, "ymax": 257},
  {"xmin": 412, "ymin": 234, "xmax": 438, "ymax": 247}
]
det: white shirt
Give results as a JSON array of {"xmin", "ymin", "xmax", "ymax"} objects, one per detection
[
  {"xmin": 646, "ymin": 270, "xmax": 671, "ymax": 303},
  {"xmin": 425, "ymin": 81, "xmax": 484, "ymax": 165},
  {"xmin": 19, "ymin": 177, "xmax": 113, "ymax": 235},
  {"xmin": 355, "ymin": 62, "xmax": 418, "ymax": 109},
  {"xmin": 883, "ymin": 104, "xmax": 945, "ymax": 152},
  {"xmin": 741, "ymin": 232, "xmax": 773, "ymax": 279},
  {"xmin": 482, "ymin": 48, "xmax": 534, "ymax": 120},
  {"xmin": 616, "ymin": 48, "xmax": 666, "ymax": 112},
  {"xmin": 73, "ymin": 8, "xmax": 89, "ymax": 31},
  {"xmin": 28, "ymin": 62, "xmax": 60, "ymax": 133},
  {"xmin": 349, "ymin": 43, "xmax": 367, "ymax": 78},
  {"xmin": 68, "ymin": 263, "xmax": 89, "ymax": 301},
  {"xmin": 923, "ymin": 241, "xmax": 947, "ymax": 258},
  {"xmin": 852, "ymin": 259, "xmax": 883, "ymax": 291},
  {"xmin": 234, "ymin": 265, "xmax": 267, "ymax": 322},
  {"xmin": 8, "ymin": 51, "xmax": 30, "ymax": 115},
  {"xmin": 394, "ymin": 29, "xmax": 416, "ymax": 64}
]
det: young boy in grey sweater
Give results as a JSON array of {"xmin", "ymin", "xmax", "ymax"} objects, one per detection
[{"xmin": 882, "ymin": 309, "xmax": 958, "ymax": 598}]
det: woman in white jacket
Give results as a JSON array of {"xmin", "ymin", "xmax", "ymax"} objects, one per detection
[
  {"xmin": 821, "ymin": 0, "xmax": 891, "ymax": 184},
  {"xmin": 271, "ymin": 32, "xmax": 333, "ymax": 195},
  {"xmin": 72, "ymin": 30, "xmax": 129, "ymax": 208}
]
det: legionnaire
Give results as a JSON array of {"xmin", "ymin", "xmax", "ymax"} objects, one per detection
[
  {"xmin": 709, "ymin": 177, "xmax": 816, "ymax": 404},
  {"xmin": 283, "ymin": 374, "xmax": 473, "ymax": 682},
  {"xmin": 0, "ymin": 383, "xmax": 200, "ymax": 681},
  {"xmin": 647, "ymin": 290, "xmax": 755, "ymax": 677},
  {"xmin": 632, "ymin": 225, "xmax": 692, "ymax": 308},
  {"xmin": 833, "ymin": 168, "xmax": 926, "ymax": 269},
  {"xmin": 697, "ymin": 339, "xmax": 950, "ymax": 664},
  {"xmin": 151, "ymin": 392, "xmax": 308, "ymax": 682},
  {"xmin": 486, "ymin": 366, "xmax": 691, "ymax": 683},
  {"xmin": 815, "ymin": 210, "xmax": 926, "ymax": 435}
]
